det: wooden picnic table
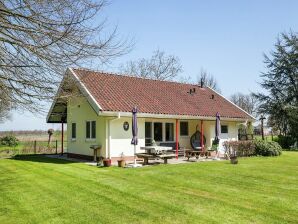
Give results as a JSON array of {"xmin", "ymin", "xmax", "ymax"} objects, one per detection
[
  {"xmin": 136, "ymin": 152, "xmax": 176, "ymax": 165},
  {"xmin": 185, "ymin": 149, "xmax": 213, "ymax": 160},
  {"xmin": 140, "ymin": 146, "xmax": 173, "ymax": 154}
]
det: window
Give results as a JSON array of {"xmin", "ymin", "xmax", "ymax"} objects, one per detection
[
  {"xmin": 154, "ymin": 122, "xmax": 163, "ymax": 141},
  {"xmin": 71, "ymin": 123, "xmax": 76, "ymax": 140},
  {"xmin": 86, "ymin": 121, "xmax": 96, "ymax": 139},
  {"xmin": 145, "ymin": 122, "xmax": 152, "ymax": 146},
  {"xmin": 180, "ymin": 121, "xmax": 189, "ymax": 136},
  {"xmin": 165, "ymin": 123, "xmax": 174, "ymax": 141},
  {"xmin": 221, "ymin": 125, "xmax": 228, "ymax": 134}
]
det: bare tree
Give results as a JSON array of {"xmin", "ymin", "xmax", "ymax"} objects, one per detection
[
  {"xmin": 0, "ymin": 81, "xmax": 12, "ymax": 122},
  {"xmin": 0, "ymin": 0, "xmax": 130, "ymax": 115},
  {"xmin": 230, "ymin": 92, "xmax": 257, "ymax": 117},
  {"xmin": 197, "ymin": 69, "xmax": 221, "ymax": 92},
  {"xmin": 119, "ymin": 49, "xmax": 183, "ymax": 81}
]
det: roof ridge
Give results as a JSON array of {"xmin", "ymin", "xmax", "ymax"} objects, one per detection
[{"xmin": 70, "ymin": 67, "xmax": 198, "ymax": 86}]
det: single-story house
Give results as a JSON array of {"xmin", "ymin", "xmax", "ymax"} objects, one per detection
[{"xmin": 47, "ymin": 68, "xmax": 255, "ymax": 161}]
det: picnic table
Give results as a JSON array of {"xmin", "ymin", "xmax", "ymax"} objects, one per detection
[
  {"xmin": 140, "ymin": 146, "xmax": 173, "ymax": 154},
  {"xmin": 137, "ymin": 146, "xmax": 175, "ymax": 164},
  {"xmin": 185, "ymin": 148, "xmax": 214, "ymax": 160}
]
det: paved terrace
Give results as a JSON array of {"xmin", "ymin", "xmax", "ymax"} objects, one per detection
[{"xmin": 46, "ymin": 154, "xmax": 224, "ymax": 167}]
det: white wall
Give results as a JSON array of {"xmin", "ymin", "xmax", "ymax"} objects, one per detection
[{"xmin": 109, "ymin": 117, "xmax": 145, "ymax": 157}]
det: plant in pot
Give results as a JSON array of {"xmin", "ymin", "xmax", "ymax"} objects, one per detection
[
  {"xmin": 103, "ymin": 158, "xmax": 111, "ymax": 167},
  {"xmin": 211, "ymin": 138, "xmax": 220, "ymax": 160},
  {"xmin": 230, "ymin": 147, "xmax": 238, "ymax": 164},
  {"xmin": 117, "ymin": 152, "xmax": 126, "ymax": 168}
]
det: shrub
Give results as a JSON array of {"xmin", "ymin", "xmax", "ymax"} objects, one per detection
[
  {"xmin": 254, "ymin": 140, "xmax": 282, "ymax": 156},
  {"xmin": 274, "ymin": 135, "xmax": 295, "ymax": 149},
  {"xmin": 0, "ymin": 135, "xmax": 19, "ymax": 147},
  {"xmin": 223, "ymin": 141, "xmax": 255, "ymax": 157}
]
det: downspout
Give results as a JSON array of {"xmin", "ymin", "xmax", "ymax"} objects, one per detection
[{"xmin": 107, "ymin": 113, "xmax": 121, "ymax": 159}]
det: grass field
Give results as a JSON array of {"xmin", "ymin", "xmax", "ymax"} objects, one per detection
[{"xmin": 0, "ymin": 153, "xmax": 297, "ymax": 224}]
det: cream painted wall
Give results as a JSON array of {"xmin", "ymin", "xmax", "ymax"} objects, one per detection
[
  {"xmin": 109, "ymin": 117, "xmax": 145, "ymax": 157},
  {"xmin": 67, "ymin": 97, "xmax": 107, "ymax": 157}
]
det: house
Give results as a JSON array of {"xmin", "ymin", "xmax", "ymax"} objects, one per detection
[{"xmin": 47, "ymin": 68, "xmax": 255, "ymax": 161}]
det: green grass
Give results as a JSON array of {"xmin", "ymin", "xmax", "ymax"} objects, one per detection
[{"xmin": 0, "ymin": 153, "xmax": 297, "ymax": 224}]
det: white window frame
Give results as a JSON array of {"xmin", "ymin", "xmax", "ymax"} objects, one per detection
[
  {"xmin": 221, "ymin": 125, "xmax": 229, "ymax": 134},
  {"xmin": 86, "ymin": 120, "xmax": 96, "ymax": 141},
  {"xmin": 165, "ymin": 122, "xmax": 174, "ymax": 142},
  {"xmin": 71, "ymin": 122, "xmax": 76, "ymax": 141},
  {"xmin": 146, "ymin": 121, "xmax": 176, "ymax": 143}
]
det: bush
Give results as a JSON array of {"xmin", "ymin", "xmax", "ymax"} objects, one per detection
[
  {"xmin": 0, "ymin": 135, "xmax": 19, "ymax": 147},
  {"xmin": 274, "ymin": 135, "xmax": 295, "ymax": 149},
  {"xmin": 223, "ymin": 141, "xmax": 255, "ymax": 157},
  {"xmin": 254, "ymin": 140, "xmax": 282, "ymax": 156}
]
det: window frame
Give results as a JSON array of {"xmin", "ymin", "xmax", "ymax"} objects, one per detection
[
  {"xmin": 153, "ymin": 122, "xmax": 163, "ymax": 142},
  {"xmin": 86, "ymin": 120, "xmax": 96, "ymax": 141},
  {"xmin": 221, "ymin": 125, "xmax": 229, "ymax": 134},
  {"xmin": 180, "ymin": 121, "xmax": 189, "ymax": 137},
  {"xmin": 165, "ymin": 123, "xmax": 174, "ymax": 142},
  {"xmin": 71, "ymin": 122, "xmax": 76, "ymax": 141}
]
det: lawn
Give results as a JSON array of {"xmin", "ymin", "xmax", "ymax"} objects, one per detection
[{"xmin": 0, "ymin": 153, "xmax": 297, "ymax": 224}]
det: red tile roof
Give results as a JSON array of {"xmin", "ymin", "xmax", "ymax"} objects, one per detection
[{"xmin": 72, "ymin": 68, "xmax": 253, "ymax": 120}]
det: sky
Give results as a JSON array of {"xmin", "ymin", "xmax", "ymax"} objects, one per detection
[{"xmin": 1, "ymin": 0, "xmax": 298, "ymax": 131}]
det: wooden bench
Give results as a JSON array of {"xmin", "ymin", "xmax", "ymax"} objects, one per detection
[
  {"xmin": 156, "ymin": 154, "xmax": 176, "ymax": 164},
  {"xmin": 136, "ymin": 153, "xmax": 176, "ymax": 164},
  {"xmin": 135, "ymin": 153, "xmax": 155, "ymax": 165},
  {"xmin": 185, "ymin": 150, "xmax": 206, "ymax": 160}
]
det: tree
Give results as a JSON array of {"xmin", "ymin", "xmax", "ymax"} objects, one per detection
[
  {"xmin": 119, "ymin": 49, "xmax": 183, "ymax": 81},
  {"xmin": 0, "ymin": 83, "xmax": 12, "ymax": 122},
  {"xmin": 254, "ymin": 31, "xmax": 298, "ymax": 141},
  {"xmin": 197, "ymin": 69, "xmax": 221, "ymax": 92},
  {"xmin": 230, "ymin": 93, "xmax": 257, "ymax": 117},
  {"xmin": 0, "ymin": 0, "xmax": 130, "ymax": 114}
]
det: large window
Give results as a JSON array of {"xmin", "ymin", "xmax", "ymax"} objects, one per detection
[
  {"xmin": 180, "ymin": 121, "xmax": 189, "ymax": 136},
  {"xmin": 221, "ymin": 125, "xmax": 228, "ymax": 134},
  {"xmin": 71, "ymin": 123, "xmax": 76, "ymax": 140},
  {"xmin": 154, "ymin": 122, "xmax": 163, "ymax": 142},
  {"xmin": 86, "ymin": 121, "xmax": 96, "ymax": 139},
  {"xmin": 165, "ymin": 123, "xmax": 174, "ymax": 141}
]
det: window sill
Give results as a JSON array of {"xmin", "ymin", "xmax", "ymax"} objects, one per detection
[
  {"xmin": 180, "ymin": 135, "xmax": 189, "ymax": 138},
  {"xmin": 71, "ymin": 138, "xmax": 76, "ymax": 142}
]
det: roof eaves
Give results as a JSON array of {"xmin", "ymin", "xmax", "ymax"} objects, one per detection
[{"xmin": 68, "ymin": 68, "xmax": 102, "ymax": 114}]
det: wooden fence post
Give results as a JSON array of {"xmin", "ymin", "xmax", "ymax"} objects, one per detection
[
  {"xmin": 55, "ymin": 140, "xmax": 58, "ymax": 154},
  {"xmin": 34, "ymin": 140, "xmax": 37, "ymax": 154}
]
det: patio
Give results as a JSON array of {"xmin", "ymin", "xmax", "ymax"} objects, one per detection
[{"xmin": 46, "ymin": 153, "xmax": 223, "ymax": 167}]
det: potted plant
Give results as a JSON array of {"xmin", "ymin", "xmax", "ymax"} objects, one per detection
[
  {"xmin": 230, "ymin": 149, "xmax": 238, "ymax": 164},
  {"xmin": 103, "ymin": 158, "xmax": 111, "ymax": 167},
  {"xmin": 117, "ymin": 152, "xmax": 126, "ymax": 168},
  {"xmin": 211, "ymin": 139, "xmax": 220, "ymax": 160}
]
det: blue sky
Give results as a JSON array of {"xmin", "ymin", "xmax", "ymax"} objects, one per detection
[{"xmin": 1, "ymin": 0, "xmax": 298, "ymax": 131}]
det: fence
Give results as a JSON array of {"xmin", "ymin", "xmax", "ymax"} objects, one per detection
[{"xmin": 0, "ymin": 140, "xmax": 67, "ymax": 158}]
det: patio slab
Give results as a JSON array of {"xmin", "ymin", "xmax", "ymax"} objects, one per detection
[{"xmin": 45, "ymin": 154, "xmax": 224, "ymax": 167}]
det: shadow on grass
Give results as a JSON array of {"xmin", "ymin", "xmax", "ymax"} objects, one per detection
[{"xmin": 10, "ymin": 154, "xmax": 77, "ymax": 164}]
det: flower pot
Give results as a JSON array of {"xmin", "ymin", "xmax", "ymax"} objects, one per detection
[
  {"xmin": 103, "ymin": 159, "xmax": 111, "ymax": 167},
  {"xmin": 230, "ymin": 156, "xmax": 238, "ymax": 164},
  {"xmin": 117, "ymin": 160, "xmax": 126, "ymax": 168}
]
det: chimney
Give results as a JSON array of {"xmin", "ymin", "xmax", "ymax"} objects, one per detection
[{"xmin": 200, "ymin": 78, "xmax": 204, "ymax": 88}]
